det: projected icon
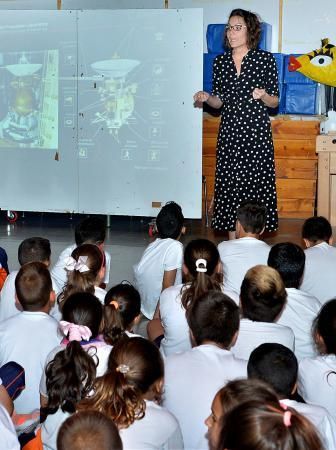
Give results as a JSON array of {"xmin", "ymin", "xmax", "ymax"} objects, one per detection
[
  {"xmin": 150, "ymin": 109, "xmax": 162, "ymax": 121},
  {"xmin": 79, "ymin": 147, "xmax": 88, "ymax": 158},
  {"xmin": 152, "ymin": 64, "xmax": 163, "ymax": 76},
  {"xmin": 148, "ymin": 149, "xmax": 160, "ymax": 162},
  {"xmin": 121, "ymin": 149, "xmax": 132, "ymax": 160},
  {"xmin": 149, "ymin": 126, "xmax": 161, "ymax": 138}
]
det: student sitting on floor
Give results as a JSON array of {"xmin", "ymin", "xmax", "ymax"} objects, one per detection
[
  {"xmin": 52, "ymin": 216, "xmax": 111, "ymax": 292},
  {"xmin": 268, "ymin": 242, "xmax": 321, "ymax": 361},
  {"xmin": 0, "ymin": 262, "xmax": 59, "ymax": 415},
  {"xmin": 133, "ymin": 202, "xmax": 184, "ymax": 333},
  {"xmin": 0, "ymin": 237, "xmax": 60, "ymax": 321},
  {"xmin": 301, "ymin": 216, "xmax": 336, "ymax": 304},
  {"xmin": 231, "ymin": 265, "xmax": 294, "ymax": 360},
  {"xmin": 163, "ymin": 291, "xmax": 246, "ymax": 450},
  {"xmin": 248, "ymin": 342, "xmax": 336, "ymax": 450},
  {"xmin": 218, "ymin": 201, "xmax": 271, "ymax": 294}
]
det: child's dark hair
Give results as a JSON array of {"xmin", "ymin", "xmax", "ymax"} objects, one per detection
[
  {"xmin": 15, "ymin": 262, "xmax": 52, "ymax": 311},
  {"xmin": 78, "ymin": 337, "xmax": 164, "ymax": 428},
  {"xmin": 248, "ymin": 343, "xmax": 298, "ymax": 399},
  {"xmin": 186, "ymin": 291, "xmax": 239, "ymax": 347},
  {"xmin": 58, "ymin": 243, "xmax": 103, "ymax": 307},
  {"xmin": 217, "ymin": 401, "xmax": 323, "ymax": 450},
  {"xmin": 240, "ymin": 265, "xmax": 287, "ymax": 322},
  {"xmin": 62, "ymin": 292, "xmax": 103, "ymax": 339},
  {"xmin": 45, "ymin": 292, "xmax": 103, "ymax": 414},
  {"xmin": 18, "ymin": 237, "xmax": 51, "ymax": 266},
  {"xmin": 236, "ymin": 201, "xmax": 267, "ymax": 234},
  {"xmin": 181, "ymin": 239, "xmax": 223, "ymax": 310},
  {"xmin": 156, "ymin": 201, "xmax": 184, "ymax": 239},
  {"xmin": 313, "ymin": 299, "xmax": 336, "ymax": 354},
  {"xmin": 75, "ymin": 216, "xmax": 106, "ymax": 246},
  {"xmin": 267, "ymin": 242, "xmax": 305, "ymax": 289},
  {"xmin": 103, "ymin": 283, "xmax": 141, "ymax": 345},
  {"xmin": 302, "ymin": 216, "xmax": 332, "ymax": 244},
  {"xmin": 216, "ymin": 378, "xmax": 279, "ymax": 417},
  {"xmin": 57, "ymin": 410, "xmax": 123, "ymax": 450}
]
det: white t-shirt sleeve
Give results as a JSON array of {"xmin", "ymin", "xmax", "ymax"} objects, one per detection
[
  {"xmin": 163, "ymin": 242, "xmax": 183, "ymax": 272},
  {"xmin": 0, "ymin": 404, "xmax": 20, "ymax": 450},
  {"xmin": 51, "ymin": 246, "xmax": 72, "ymax": 292},
  {"xmin": 103, "ymin": 250, "xmax": 111, "ymax": 285}
]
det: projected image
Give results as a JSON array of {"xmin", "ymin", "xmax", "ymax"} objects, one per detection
[
  {"xmin": 91, "ymin": 58, "xmax": 139, "ymax": 135},
  {"xmin": 0, "ymin": 50, "xmax": 58, "ymax": 148}
]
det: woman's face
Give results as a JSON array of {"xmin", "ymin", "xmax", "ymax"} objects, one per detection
[
  {"xmin": 205, "ymin": 392, "xmax": 223, "ymax": 450},
  {"xmin": 227, "ymin": 15, "xmax": 248, "ymax": 50}
]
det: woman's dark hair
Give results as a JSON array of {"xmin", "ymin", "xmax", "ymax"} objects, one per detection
[
  {"xmin": 58, "ymin": 243, "xmax": 103, "ymax": 307},
  {"xmin": 62, "ymin": 292, "xmax": 103, "ymax": 338},
  {"xmin": 225, "ymin": 9, "xmax": 261, "ymax": 50},
  {"xmin": 57, "ymin": 410, "xmax": 123, "ymax": 450},
  {"xmin": 78, "ymin": 337, "xmax": 164, "ymax": 428},
  {"xmin": 181, "ymin": 239, "xmax": 222, "ymax": 310},
  {"xmin": 45, "ymin": 341, "xmax": 96, "ymax": 414},
  {"xmin": 313, "ymin": 298, "xmax": 336, "ymax": 354},
  {"xmin": 103, "ymin": 283, "xmax": 141, "ymax": 345},
  {"xmin": 217, "ymin": 400, "xmax": 324, "ymax": 450}
]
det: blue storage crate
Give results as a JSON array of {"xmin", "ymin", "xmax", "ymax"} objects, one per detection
[
  {"xmin": 207, "ymin": 22, "xmax": 272, "ymax": 54},
  {"xmin": 272, "ymin": 53, "xmax": 286, "ymax": 84},
  {"xmin": 284, "ymin": 54, "xmax": 315, "ymax": 84},
  {"xmin": 284, "ymin": 83, "xmax": 317, "ymax": 114},
  {"xmin": 203, "ymin": 52, "xmax": 222, "ymax": 92}
]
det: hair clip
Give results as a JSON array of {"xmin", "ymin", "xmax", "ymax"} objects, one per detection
[
  {"xmin": 283, "ymin": 410, "xmax": 292, "ymax": 427},
  {"xmin": 196, "ymin": 258, "xmax": 207, "ymax": 273},
  {"xmin": 116, "ymin": 364, "xmax": 130, "ymax": 374},
  {"xmin": 59, "ymin": 320, "xmax": 92, "ymax": 342},
  {"xmin": 65, "ymin": 255, "xmax": 90, "ymax": 273},
  {"xmin": 110, "ymin": 300, "xmax": 119, "ymax": 310}
]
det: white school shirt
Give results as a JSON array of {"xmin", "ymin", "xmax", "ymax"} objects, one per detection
[
  {"xmin": 41, "ymin": 408, "xmax": 71, "ymax": 450},
  {"xmin": 0, "ymin": 404, "xmax": 20, "ymax": 450},
  {"xmin": 51, "ymin": 244, "xmax": 111, "ymax": 292},
  {"xmin": 134, "ymin": 238, "xmax": 183, "ymax": 320},
  {"xmin": 231, "ymin": 318, "xmax": 295, "ymax": 361},
  {"xmin": 277, "ymin": 288, "xmax": 321, "ymax": 361},
  {"xmin": 281, "ymin": 398, "xmax": 336, "ymax": 450},
  {"xmin": 40, "ymin": 338, "xmax": 112, "ymax": 398},
  {"xmin": 163, "ymin": 344, "xmax": 247, "ymax": 450},
  {"xmin": 0, "ymin": 311, "xmax": 60, "ymax": 414},
  {"xmin": 298, "ymin": 354, "xmax": 336, "ymax": 421},
  {"xmin": 119, "ymin": 400, "xmax": 184, "ymax": 450},
  {"xmin": 94, "ymin": 286, "xmax": 107, "ymax": 304},
  {"xmin": 0, "ymin": 270, "xmax": 61, "ymax": 322},
  {"xmin": 218, "ymin": 237, "xmax": 271, "ymax": 294},
  {"xmin": 159, "ymin": 284, "xmax": 239, "ymax": 357},
  {"xmin": 301, "ymin": 242, "xmax": 336, "ymax": 304}
]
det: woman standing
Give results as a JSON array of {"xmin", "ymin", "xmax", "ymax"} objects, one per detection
[{"xmin": 194, "ymin": 9, "xmax": 279, "ymax": 239}]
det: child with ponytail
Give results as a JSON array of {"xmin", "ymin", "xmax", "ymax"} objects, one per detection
[
  {"xmin": 148, "ymin": 238, "xmax": 238, "ymax": 356},
  {"xmin": 78, "ymin": 337, "xmax": 183, "ymax": 450},
  {"xmin": 103, "ymin": 282, "xmax": 141, "ymax": 345},
  {"xmin": 58, "ymin": 243, "xmax": 106, "ymax": 307}
]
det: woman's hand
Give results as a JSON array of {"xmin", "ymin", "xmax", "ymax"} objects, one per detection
[
  {"xmin": 194, "ymin": 91, "xmax": 210, "ymax": 103},
  {"xmin": 252, "ymin": 88, "xmax": 279, "ymax": 108},
  {"xmin": 252, "ymin": 88, "xmax": 266, "ymax": 100}
]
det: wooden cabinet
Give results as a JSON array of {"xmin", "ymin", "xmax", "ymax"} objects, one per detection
[{"xmin": 202, "ymin": 114, "xmax": 320, "ymax": 219}]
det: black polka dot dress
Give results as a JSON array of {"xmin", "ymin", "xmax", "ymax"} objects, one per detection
[{"xmin": 211, "ymin": 49, "xmax": 279, "ymax": 232}]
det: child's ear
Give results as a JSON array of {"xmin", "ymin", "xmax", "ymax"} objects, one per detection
[
  {"xmin": 181, "ymin": 226, "xmax": 186, "ymax": 235},
  {"xmin": 49, "ymin": 290, "xmax": 56, "ymax": 307},
  {"xmin": 14, "ymin": 294, "xmax": 23, "ymax": 312},
  {"xmin": 133, "ymin": 314, "xmax": 141, "ymax": 326},
  {"xmin": 98, "ymin": 265, "xmax": 106, "ymax": 283},
  {"xmin": 229, "ymin": 331, "xmax": 239, "ymax": 348},
  {"xmin": 215, "ymin": 261, "xmax": 222, "ymax": 274},
  {"xmin": 329, "ymin": 237, "xmax": 333, "ymax": 246},
  {"xmin": 303, "ymin": 238, "xmax": 311, "ymax": 248},
  {"xmin": 259, "ymin": 226, "xmax": 265, "ymax": 236},
  {"xmin": 182, "ymin": 263, "xmax": 189, "ymax": 276}
]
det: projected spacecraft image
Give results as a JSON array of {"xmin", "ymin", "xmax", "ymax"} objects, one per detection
[{"xmin": 0, "ymin": 50, "xmax": 58, "ymax": 149}]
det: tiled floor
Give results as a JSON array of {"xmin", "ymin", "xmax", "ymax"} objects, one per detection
[{"xmin": 0, "ymin": 211, "xmax": 305, "ymax": 289}]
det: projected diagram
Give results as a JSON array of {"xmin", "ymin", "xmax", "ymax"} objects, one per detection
[
  {"xmin": 0, "ymin": 50, "xmax": 58, "ymax": 148},
  {"xmin": 90, "ymin": 58, "xmax": 139, "ymax": 136}
]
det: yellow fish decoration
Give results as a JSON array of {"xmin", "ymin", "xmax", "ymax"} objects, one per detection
[{"xmin": 288, "ymin": 38, "xmax": 336, "ymax": 87}]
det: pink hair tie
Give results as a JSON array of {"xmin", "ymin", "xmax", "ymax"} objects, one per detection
[
  {"xmin": 59, "ymin": 320, "xmax": 92, "ymax": 342},
  {"xmin": 283, "ymin": 410, "xmax": 292, "ymax": 427}
]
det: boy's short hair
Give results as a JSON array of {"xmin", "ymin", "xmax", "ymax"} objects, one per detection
[
  {"xmin": 240, "ymin": 265, "xmax": 287, "ymax": 322},
  {"xmin": 156, "ymin": 201, "xmax": 184, "ymax": 239},
  {"xmin": 18, "ymin": 237, "xmax": 51, "ymax": 266},
  {"xmin": 302, "ymin": 216, "xmax": 332, "ymax": 244},
  {"xmin": 236, "ymin": 201, "xmax": 267, "ymax": 234},
  {"xmin": 267, "ymin": 242, "xmax": 305, "ymax": 289},
  {"xmin": 15, "ymin": 262, "xmax": 52, "ymax": 311},
  {"xmin": 57, "ymin": 410, "xmax": 123, "ymax": 450},
  {"xmin": 186, "ymin": 291, "xmax": 239, "ymax": 347},
  {"xmin": 75, "ymin": 217, "xmax": 106, "ymax": 246},
  {"xmin": 247, "ymin": 343, "xmax": 298, "ymax": 398}
]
